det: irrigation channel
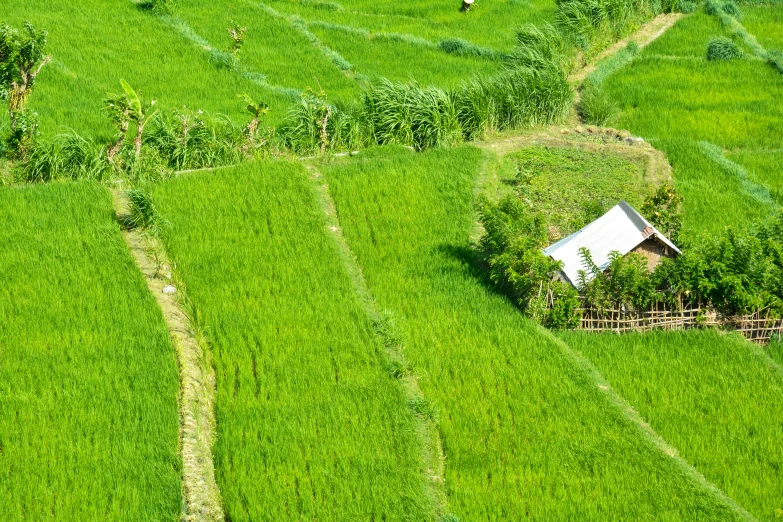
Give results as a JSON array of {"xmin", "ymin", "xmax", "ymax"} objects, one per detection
[
  {"xmin": 111, "ymin": 188, "xmax": 224, "ymax": 521},
  {"xmin": 110, "ymin": 14, "xmax": 689, "ymax": 518}
]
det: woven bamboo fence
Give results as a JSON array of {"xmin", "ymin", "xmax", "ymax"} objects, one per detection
[{"xmin": 575, "ymin": 307, "xmax": 783, "ymax": 345}]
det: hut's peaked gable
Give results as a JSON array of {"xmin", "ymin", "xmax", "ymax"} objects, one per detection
[{"xmin": 542, "ymin": 200, "xmax": 680, "ymax": 286}]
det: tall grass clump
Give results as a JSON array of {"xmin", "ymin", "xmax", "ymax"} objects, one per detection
[
  {"xmin": 363, "ymin": 80, "xmax": 462, "ymax": 150},
  {"xmin": 555, "ymin": 0, "xmax": 665, "ymax": 56},
  {"xmin": 455, "ymin": 65, "xmax": 572, "ymax": 140},
  {"xmin": 144, "ymin": 109, "xmax": 250, "ymax": 170},
  {"xmin": 437, "ymin": 38, "xmax": 502, "ymax": 60},
  {"xmin": 578, "ymin": 78, "xmax": 618, "ymax": 125},
  {"xmin": 281, "ymin": 59, "xmax": 571, "ymax": 153},
  {"xmin": 707, "ymin": 36, "xmax": 745, "ymax": 60},
  {"xmin": 18, "ymin": 131, "xmax": 111, "ymax": 183}
]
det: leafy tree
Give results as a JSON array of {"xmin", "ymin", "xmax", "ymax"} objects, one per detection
[
  {"xmin": 479, "ymin": 194, "xmax": 581, "ymax": 328},
  {"xmin": 0, "ymin": 21, "xmax": 51, "ymax": 157},
  {"xmin": 642, "ymin": 181, "xmax": 683, "ymax": 243}
]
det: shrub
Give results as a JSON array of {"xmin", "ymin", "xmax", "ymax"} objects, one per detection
[
  {"xmin": 641, "ymin": 181, "xmax": 683, "ymax": 243},
  {"xmin": 478, "ymin": 194, "xmax": 581, "ymax": 328},
  {"xmin": 706, "ymin": 37, "xmax": 744, "ymax": 61},
  {"xmin": 578, "ymin": 79, "xmax": 617, "ymax": 126}
]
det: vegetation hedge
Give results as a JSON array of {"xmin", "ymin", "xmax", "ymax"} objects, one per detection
[{"xmin": 479, "ymin": 184, "xmax": 783, "ymax": 327}]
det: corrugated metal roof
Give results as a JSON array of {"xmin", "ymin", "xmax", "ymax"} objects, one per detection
[{"xmin": 542, "ymin": 201, "xmax": 680, "ymax": 287}]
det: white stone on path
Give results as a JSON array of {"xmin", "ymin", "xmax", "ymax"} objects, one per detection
[{"xmin": 163, "ymin": 285, "xmax": 177, "ymax": 295}]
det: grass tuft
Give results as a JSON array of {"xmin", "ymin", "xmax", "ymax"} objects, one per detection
[
  {"xmin": 578, "ymin": 79, "xmax": 617, "ymax": 125},
  {"xmin": 706, "ymin": 36, "xmax": 745, "ymax": 60}
]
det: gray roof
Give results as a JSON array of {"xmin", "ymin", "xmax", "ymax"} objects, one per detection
[{"xmin": 542, "ymin": 200, "xmax": 680, "ymax": 286}]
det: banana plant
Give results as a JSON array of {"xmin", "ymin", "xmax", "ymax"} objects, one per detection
[
  {"xmin": 121, "ymin": 79, "xmax": 158, "ymax": 156},
  {"xmin": 237, "ymin": 92, "xmax": 269, "ymax": 136},
  {"xmin": 104, "ymin": 79, "xmax": 157, "ymax": 158}
]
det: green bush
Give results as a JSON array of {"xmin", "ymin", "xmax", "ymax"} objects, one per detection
[
  {"xmin": 478, "ymin": 194, "xmax": 581, "ymax": 328},
  {"xmin": 706, "ymin": 37, "xmax": 744, "ymax": 61}
]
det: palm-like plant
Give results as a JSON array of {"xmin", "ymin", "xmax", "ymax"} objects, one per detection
[
  {"xmin": 104, "ymin": 79, "xmax": 158, "ymax": 157},
  {"xmin": 237, "ymin": 92, "xmax": 269, "ymax": 136}
]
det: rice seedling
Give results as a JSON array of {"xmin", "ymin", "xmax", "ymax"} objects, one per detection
[
  {"xmin": 152, "ymin": 161, "xmax": 434, "ymax": 521},
  {"xmin": 560, "ymin": 329, "xmax": 783, "ymax": 521},
  {"xmin": 0, "ymin": 181, "xmax": 181, "ymax": 520},
  {"xmin": 320, "ymin": 144, "xmax": 749, "ymax": 520}
]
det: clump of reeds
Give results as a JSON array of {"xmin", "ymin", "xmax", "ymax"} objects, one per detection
[
  {"xmin": 18, "ymin": 130, "xmax": 110, "ymax": 183},
  {"xmin": 144, "ymin": 109, "xmax": 247, "ymax": 170},
  {"xmin": 578, "ymin": 79, "xmax": 617, "ymax": 126},
  {"xmin": 706, "ymin": 37, "xmax": 744, "ymax": 61},
  {"xmin": 437, "ymin": 38, "xmax": 502, "ymax": 60},
  {"xmin": 280, "ymin": 35, "xmax": 572, "ymax": 154}
]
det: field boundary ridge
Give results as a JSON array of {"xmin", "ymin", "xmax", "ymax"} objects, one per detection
[{"xmin": 110, "ymin": 187, "xmax": 224, "ymax": 522}]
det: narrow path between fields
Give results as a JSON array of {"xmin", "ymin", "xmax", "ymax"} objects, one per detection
[
  {"xmin": 569, "ymin": 12, "xmax": 684, "ymax": 85},
  {"xmin": 306, "ymin": 165, "xmax": 452, "ymax": 521},
  {"xmin": 111, "ymin": 188, "xmax": 224, "ymax": 522}
]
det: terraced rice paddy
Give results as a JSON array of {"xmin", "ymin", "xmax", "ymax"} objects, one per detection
[
  {"xmin": 602, "ymin": 9, "xmax": 783, "ymax": 233},
  {"xmin": 0, "ymin": 182, "xmax": 181, "ymax": 520},
  {"xmin": 320, "ymin": 145, "xmax": 748, "ymax": 520},
  {"xmin": 3, "ymin": 2, "xmax": 783, "ymax": 520},
  {"xmin": 152, "ymin": 161, "xmax": 433, "ymax": 521},
  {"xmin": 561, "ymin": 330, "xmax": 783, "ymax": 521}
]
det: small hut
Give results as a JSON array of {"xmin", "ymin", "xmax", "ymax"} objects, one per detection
[{"xmin": 542, "ymin": 200, "xmax": 680, "ymax": 287}]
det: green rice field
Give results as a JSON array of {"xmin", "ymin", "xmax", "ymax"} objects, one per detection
[
  {"xmin": 561, "ymin": 330, "xmax": 783, "ymax": 521},
  {"xmin": 3, "ymin": 1, "xmax": 783, "ymax": 519},
  {"xmin": 152, "ymin": 162, "xmax": 433, "ymax": 521},
  {"xmin": 602, "ymin": 9, "xmax": 783, "ymax": 233},
  {"xmin": 320, "ymin": 145, "xmax": 747, "ymax": 520},
  {"xmin": 0, "ymin": 182, "xmax": 181, "ymax": 520}
]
